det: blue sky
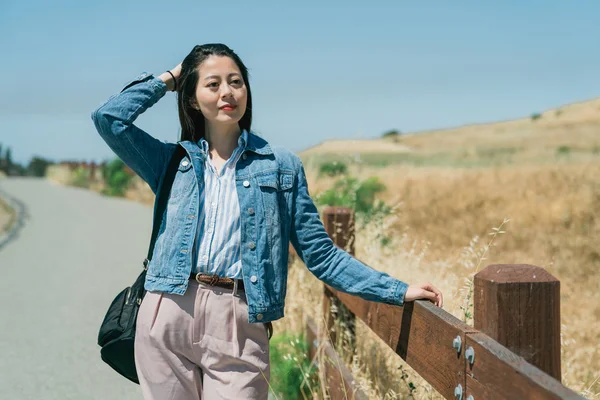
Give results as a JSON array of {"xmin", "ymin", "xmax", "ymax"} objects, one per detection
[{"xmin": 1, "ymin": 0, "xmax": 599, "ymax": 164}]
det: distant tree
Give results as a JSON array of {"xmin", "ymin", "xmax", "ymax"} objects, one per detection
[
  {"xmin": 27, "ymin": 156, "xmax": 54, "ymax": 177},
  {"xmin": 531, "ymin": 113, "xmax": 542, "ymax": 121},
  {"xmin": 382, "ymin": 129, "xmax": 401, "ymax": 138},
  {"xmin": 5, "ymin": 148, "xmax": 12, "ymax": 170},
  {"xmin": 0, "ymin": 147, "xmax": 12, "ymax": 174},
  {"xmin": 11, "ymin": 163, "xmax": 26, "ymax": 176},
  {"xmin": 0, "ymin": 147, "xmax": 26, "ymax": 176}
]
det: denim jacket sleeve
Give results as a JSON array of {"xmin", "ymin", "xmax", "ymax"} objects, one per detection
[
  {"xmin": 289, "ymin": 158, "xmax": 409, "ymax": 306},
  {"xmin": 90, "ymin": 72, "xmax": 175, "ymax": 194}
]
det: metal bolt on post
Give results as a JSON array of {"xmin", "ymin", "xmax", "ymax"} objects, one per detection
[{"xmin": 453, "ymin": 335, "xmax": 462, "ymax": 354}]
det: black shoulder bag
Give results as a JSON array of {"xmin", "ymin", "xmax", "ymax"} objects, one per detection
[{"xmin": 97, "ymin": 145, "xmax": 185, "ymax": 384}]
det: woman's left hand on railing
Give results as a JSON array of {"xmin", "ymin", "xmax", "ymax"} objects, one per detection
[{"xmin": 405, "ymin": 283, "xmax": 443, "ymax": 308}]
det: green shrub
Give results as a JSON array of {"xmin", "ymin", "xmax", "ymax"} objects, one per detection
[
  {"xmin": 71, "ymin": 167, "xmax": 90, "ymax": 188},
  {"xmin": 531, "ymin": 113, "xmax": 542, "ymax": 121},
  {"xmin": 269, "ymin": 332, "xmax": 316, "ymax": 400},
  {"xmin": 316, "ymin": 175, "xmax": 391, "ymax": 221},
  {"xmin": 382, "ymin": 129, "xmax": 401, "ymax": 138},
  {"xmin": 356, "ymin": 176, "xmax": 386, "ymax": 212},
  {"xmin": 556, "ymin": 145, "xmax": 571, "ymax": 155},
  {"xmin": 102, "ymin": 158, "xmax": 133, "ymax": 197},
  {"xmin": 318, "ymin": 161, "xmax": 347, "ymax": 177}
]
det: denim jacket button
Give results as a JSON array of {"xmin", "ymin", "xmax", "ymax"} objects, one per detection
[
  {"xmin": 256, "ymin": 313, "xmax": 263, "ymax": 321},
  {"xmin": 250, "ymin": 275, "xmax": 258, "ymax": 283},
  {"xmin": 248, "ymin": 207, "xmax": 255, "ymax": 215},
  {"xmin": 248, "ymin": 242, "xmax": 256, "ymax": 250},
  {"xmin": 243, "ymin": 180, "xmax": 250, "ymax": 187},
  {"xmin": 242, "ymin": 153, "xmax": 248, "ymax": 160}
]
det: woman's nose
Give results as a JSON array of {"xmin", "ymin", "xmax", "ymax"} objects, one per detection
[{"xmin": 221, "ymin": 84, "xmax": 234, "ymax": 98}]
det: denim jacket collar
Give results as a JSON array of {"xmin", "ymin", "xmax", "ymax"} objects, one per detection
[{"xmin": 245, "ymin": 131, "xmax": 273, "ymax": 156}]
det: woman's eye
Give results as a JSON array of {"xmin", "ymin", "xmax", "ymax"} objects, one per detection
[
  {"xmin": 231, "ymin": 79, "xmax": 242, "ymax": 85},
  {"xmin": 207, "ymin": 82, "xmax": 218, "ymax": 88}
]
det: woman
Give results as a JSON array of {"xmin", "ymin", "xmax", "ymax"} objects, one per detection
[{"xmin": 91, "ymin": 43, "xmax": 443, "ymax": 400}]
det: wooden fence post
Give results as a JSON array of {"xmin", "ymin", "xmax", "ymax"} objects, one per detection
[
  {"xmin": 474, "ymin": 264, "xmax": 561, "ymax": 380},
  {"xmin": 322, "ymin": 206, "xmax": 356, "ymax": 360}
]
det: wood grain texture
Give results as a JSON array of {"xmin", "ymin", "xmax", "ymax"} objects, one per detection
[
  {"xmin": 465, "ymin": 333, "xmax": 584, "ymax": 400},
  {"xmin": 326, "ymin": 285, "xmax": 476, "ymax": 399},
  {"xmin": 306, "ymin": 316, "xmax": 368, "ymax": 400},
  {"xmin": 474, "ymin": 264, "xmax": 561, "ymax": 380}
]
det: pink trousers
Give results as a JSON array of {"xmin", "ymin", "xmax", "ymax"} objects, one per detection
[{"xmin": 134, "ymin": 279, "xmax": 271, "ymax": 400}]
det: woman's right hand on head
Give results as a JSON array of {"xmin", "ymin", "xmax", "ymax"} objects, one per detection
[
  {"xmin": 169, "ymin": 62, "xmax": 182, "ymax": 80},
  {"xmin": 159, "ymin": 63, "xmax": 183, "ymax": 92},
  {"xmin": 404, "ymin": 282, "xmax": 443, "ymax": 308}
]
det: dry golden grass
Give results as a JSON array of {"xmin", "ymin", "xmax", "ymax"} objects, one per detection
[
  {"xmin": 301, "ymin": 138, "xmax": 412, "ymax": 156},
  {"xmin": 396, "ymin": 98, "xmax": 600, "ymax": 153},
  {"xmin": 299, "ymin": 97, "xmax": 600, "ymax": 157},
  {"xmin": 0, "ymin": 195, "xmax": 16, "ymax": 234},
  {"xmin": 278, "ymin": 156, "xmax": 600, "ymax": 399}
]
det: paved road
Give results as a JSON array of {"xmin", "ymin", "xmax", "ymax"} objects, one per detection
[{"xmin": 0, "ymin": 178, "xmax": 154, "ymax": 399}]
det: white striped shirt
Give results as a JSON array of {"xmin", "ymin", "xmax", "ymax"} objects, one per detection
[{"xmin": 193, "ymin": 129, "xmax": 248, "ymax": 278}]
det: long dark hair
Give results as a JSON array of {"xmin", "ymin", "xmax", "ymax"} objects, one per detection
[{"xmin": 176, "ymin": 43, "xmax": 252, "ymax": 142}]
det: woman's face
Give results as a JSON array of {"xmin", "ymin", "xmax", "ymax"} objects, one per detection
[{"xmin": 193, "ymin": 55, "xmax": 248, "ymax": 126}]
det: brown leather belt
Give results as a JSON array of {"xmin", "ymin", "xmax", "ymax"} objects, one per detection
[
  {"xmin": 190, "ymin": 273, "xmax": 245, "ymax": 291},
  {"xmin": 189, "ymin": 273, "xmax": 272, "ymax": 339}
]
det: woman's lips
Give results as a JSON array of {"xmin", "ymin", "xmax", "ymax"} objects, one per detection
[{"xmin": 220, "ymin": 105, "xmax": 237, "ymax": 111}]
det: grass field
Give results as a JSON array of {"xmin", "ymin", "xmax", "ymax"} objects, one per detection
[{"xmin": 275, "ymin": 98, "xmax": 600, "ymax": 399}]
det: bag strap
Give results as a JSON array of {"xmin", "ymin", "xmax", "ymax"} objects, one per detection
[{"xmin": 143, "ymin": 145, "xmax": 186, "ymax": 269}]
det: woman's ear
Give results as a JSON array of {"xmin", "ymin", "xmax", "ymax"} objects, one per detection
[{"xmin": 189, "ymin": 99, "xmax": 199, "ymax": 111}]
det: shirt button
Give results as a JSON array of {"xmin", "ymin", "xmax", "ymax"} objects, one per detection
[
  {"xmin": 256, "ymin": 313, "xmax": 263, "ymax": 321},
  {"xmin": 181, "ymin": 160, "xmax": 189, "ymax": 167},
  {"xmin": 242, "ymin": 153, "xmax": 248, "ymax": 160},
  {"xmin": 248, "ymin": 242, "xmax": 256, "ymax": 250},
  {"xmin": 250, "ymin": 275, "xmax": 258, "ymax": 283},
  {"xmin": 248, "ymin": 208, "xmax": 255, "ymax": 215},
  {"xmin": 243, "ymin": 180, "xmax": 250, "ymax": 187}
]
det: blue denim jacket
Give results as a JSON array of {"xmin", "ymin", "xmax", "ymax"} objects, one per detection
[{"xmin": 91, "ymin": 72, "xmax": 409, "ymax": 323}]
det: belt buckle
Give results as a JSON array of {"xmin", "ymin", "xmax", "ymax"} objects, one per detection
[{"xmin": 195, "ymin": 272, "xmax": 203, "ymax": 284}]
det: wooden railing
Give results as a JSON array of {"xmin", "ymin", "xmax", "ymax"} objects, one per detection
[{"xmin": 300, "ymin": 206, "xmax": 584, "ymax": 400}]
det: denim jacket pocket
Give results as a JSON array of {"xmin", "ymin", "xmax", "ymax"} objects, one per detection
[
  {"xmin": 257, "ymin": 172, "xmax": 279, "ymax": 191},
  {"xmin": 256, "ymin": 171, "xmax": 294, "ymax": 192},
  {"xmin": 257, "ymin": 171, "xmax": 294, "ymax": 260}
]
